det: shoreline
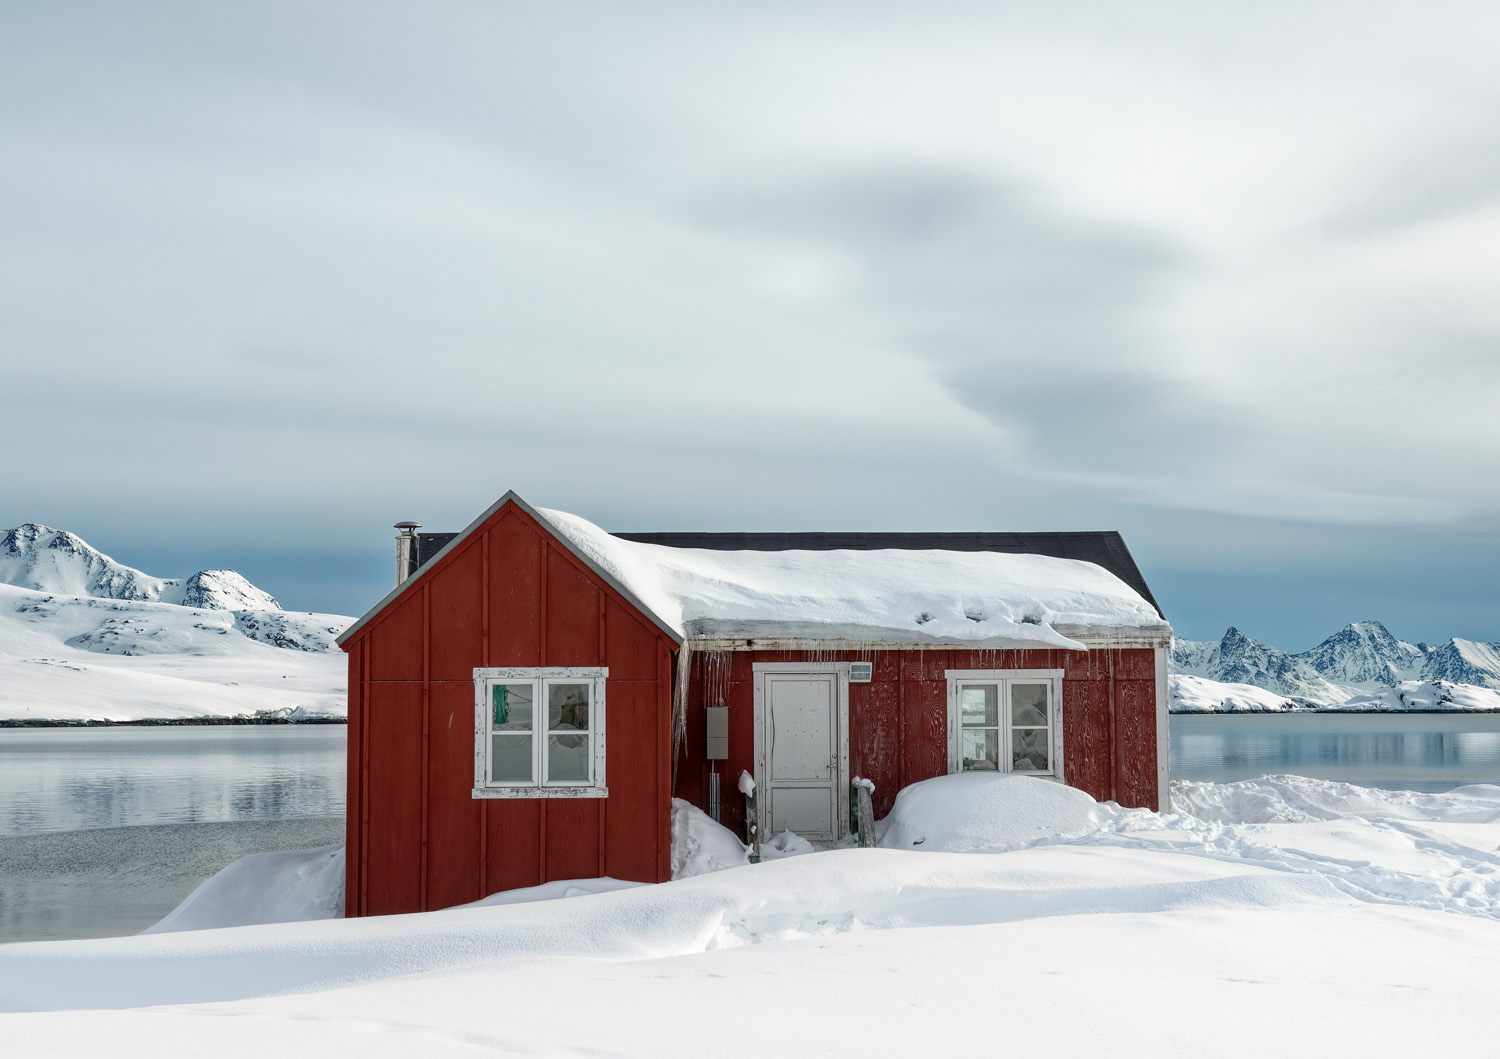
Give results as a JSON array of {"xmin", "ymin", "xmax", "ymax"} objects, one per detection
[{"xmin": 0, "ymin": 717, "xmax": 347, "ymax": 728}]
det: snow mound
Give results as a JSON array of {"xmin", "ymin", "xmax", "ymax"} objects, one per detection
[
  {"xmin": 1171, "ymin": 775, "xmax": 1500, "ymax": 825},
  {"xmin": 878, "ymin": 773, "xmax": 1111, "ymax": 852},
  {"xmin": 671, "ymin": 798, "xmax": 750, "ymax": 878},
  {"xmin": 538, "ymin": 507, "xmax": 1166, "ymax": 649},
  {"xmin": 760, "ymin": 830, "xmax": 816, "ymax": 859},
  {"xmin": 459, "ymin": 877, "xmax": 646, "ymax": 908},
  {"xmin": 143, "ymin": 844, "xmax": 345, "ymax": 934}
]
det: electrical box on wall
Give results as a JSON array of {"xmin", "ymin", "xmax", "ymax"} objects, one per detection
[
  {"xmin": 705, "ymin": 706, "xmax": 729, "ymax": 759},
  {"xmin": 850, "ymin": 662, "xmax": 873, "ymax": 683}
]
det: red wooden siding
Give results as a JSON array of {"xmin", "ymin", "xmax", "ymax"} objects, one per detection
[
  {"xmin": 680, "ymin": 645, "xmax": 1160, "ymax": 833},
  {"xmin": 363, "ymin": 681, "xmax": 423, "ymax": 915},
  {"xmin": 343, "ymin": 502, "xmax": 679, "ymax": 918},
  {"xmin": 344, "ymin": 497, "xmax": 1164, "ymax": 917}
]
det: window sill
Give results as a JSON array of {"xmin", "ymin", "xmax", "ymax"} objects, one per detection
[{"xmin": 471, "ymin": 786, "xmax": 609, "ymax": 800}]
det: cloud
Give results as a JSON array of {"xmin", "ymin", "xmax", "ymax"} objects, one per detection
[{"xmin": 2, "ymin": 1, "xmax": 1499, "ymax": 643}]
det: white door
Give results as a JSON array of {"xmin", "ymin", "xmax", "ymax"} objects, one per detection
[{"xmin": 764, "ymin": 673, "xmax": 840, "ymax": 840}]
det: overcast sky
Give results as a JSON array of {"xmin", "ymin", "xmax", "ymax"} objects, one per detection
[{"xmin": 3, "ymin": 1, "xmax": 1498, "ymax": 649}]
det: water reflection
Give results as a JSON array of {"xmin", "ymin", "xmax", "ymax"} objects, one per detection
[
  {"xmin": 0, "ymin": 727, "xmax": 347, "ymax": 942},
  {"xmin": 0, "ymin": 727, "xmax": 346, "ymax": 837},
  {"xmin": 1171, "ymin": 713, "xmax": 1500, "ymax": 792}
]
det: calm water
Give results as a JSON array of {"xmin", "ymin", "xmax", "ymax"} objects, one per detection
[
  {"xmin": 7, "ymin": 716, "xmax": 1500, "ymax": 943},
  {"xmin": 0, "ymin": 726, "xmax": 345, "ymax": 943},
  {"xmin": 1170, "ymin": 712, "xmax": 1500, "ymax": 792}
]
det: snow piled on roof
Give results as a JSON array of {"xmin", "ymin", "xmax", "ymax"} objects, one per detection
[{"xmin": 539, "ymin": 507, "xmax": 1166, "ymax": 649}]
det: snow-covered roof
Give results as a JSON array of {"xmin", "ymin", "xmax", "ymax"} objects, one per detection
[
  {"xmin": 541, "ymin": 507, "xmax": 1168, "ymax": 651},
  {"xmin": 339, "ymin": 493, "xmax": 1170, "ymax": 651}
]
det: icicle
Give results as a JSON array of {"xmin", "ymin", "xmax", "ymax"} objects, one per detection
[
  {"xmin": 703, "ymin": 649, "xmax": 731, "ymax": 707},
  {"xmin": 671, "ymin": 640, "xmax": 692, "ymax": 793}
]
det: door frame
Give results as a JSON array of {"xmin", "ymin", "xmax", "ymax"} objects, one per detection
[{"xmin": 752, "ymin": 661, "xmax": 852, "ymax": 841}]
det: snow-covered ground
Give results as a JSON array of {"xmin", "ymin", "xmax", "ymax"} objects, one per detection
[
  {"xmin": 0, "ymin": 525, "xmax": 349, "ymax": 723},
  {"xmin": 4, "ymin": 774, "xmax": 1499, "ymax": 1056}
]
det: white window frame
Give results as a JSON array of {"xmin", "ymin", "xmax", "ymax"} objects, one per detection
[
  {"xmin": 472, "ymin": 667, "xmax": 608, "ymax": 799},
  {"xmin": 945, "ymin": 669, "xmax": 1064, "ymax": 781}
]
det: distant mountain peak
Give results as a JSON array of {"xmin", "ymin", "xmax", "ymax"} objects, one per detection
[
  {"xmin": 1295, "ymin": 621, "xmax": 1424, "ymax": 686},
  {"xmin": 0, "ymin": 524, "xmax": 280, "ymax": 612}
]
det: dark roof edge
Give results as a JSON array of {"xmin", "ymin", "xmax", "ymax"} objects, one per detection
[{"xmin": 336, "ymin": 492, "xmax": 684, "ymax": 649}]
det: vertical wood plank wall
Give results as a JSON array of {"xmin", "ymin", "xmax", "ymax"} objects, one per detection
[
  {"xmin": 344, "ymin": 499, "xmax": 1164, "ymax": 916},
  {"xmin": 679, "ymin": 645, "xmax": 1161, "ymax": 832},
  {"xmin": 344, "ymin": 505, "xmax": 676, "ymax": 918}
]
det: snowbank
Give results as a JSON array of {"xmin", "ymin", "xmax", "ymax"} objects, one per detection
[
  {"xmin": 539, "ymin": 507, "xmax": 1167, "ymax": 649},
  {"xmin": 670, "ymin": 798, "xmax": 750, "ymax": 878},
  {"xmin": 143, "ymin": 844, "xmax": 345, "ymax": 934},
  {"xmin": 1170, "ymin": 775, "xmax": 1500, "ymax": 824},
  {"xmin": 878, "ymin": 772, "xmax": 1112, "ymax": 852},
  {"xmin": 459, "ymin": 877, "xmax": 646, "ymax": 908},
  {"xmin": 6, "ymin": 777, "xmax": 1500, "ymax": 1056}
]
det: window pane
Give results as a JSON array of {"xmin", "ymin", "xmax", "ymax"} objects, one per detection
[
  {"xmin": 491, "ymin": 734, "xmax": 533, "ymax": 782},
  {"xmin": 961, "ymin": 729, "xmax": 999, "ymax": 771},
  {"xmin": 1010, "ymin": 684, "xmax": 1049, "ymax": 727},
  {"xmin": 548, "ymin": 734, "xmax": 591, "ymax": 783},
  {"xmin": 1012, "ymin": 728, "xmax": 1049, "ymax": 772},
  {"xmin": 492, "ymin": 683, "xmax": 533, "ymax": 731},
  {"xmin": 548, "ymin": 683, "xmax": 590, "ymax": 731},
  {"xmin": 960, "ymin": 685, "xmax": 998, "ymax": 727}
]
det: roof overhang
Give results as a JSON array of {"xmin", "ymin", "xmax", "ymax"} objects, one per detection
[{"xmin": 684, "ymin": 625, "xmax": 1172, "ymax": 654}]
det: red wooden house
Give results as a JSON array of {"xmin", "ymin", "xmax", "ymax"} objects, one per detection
[{"xmin": 338, "ymin": 491, "xmax": 1172, "ymax": 918}]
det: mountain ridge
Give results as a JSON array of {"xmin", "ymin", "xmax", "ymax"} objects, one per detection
[
  {"xmin": 1172, "ymin": 620, "xmax": 1500, "ymax": 697},
  {"xmin": 0, "ymin": 524, "xmax": 280, "ymax": 611}
]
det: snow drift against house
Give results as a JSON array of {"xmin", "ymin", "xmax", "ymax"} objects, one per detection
[{"xmin": 540, "ymin": 508, "xmax": 1166, "ymax": 649}]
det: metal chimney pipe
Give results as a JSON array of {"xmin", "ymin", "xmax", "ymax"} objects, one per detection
[{"xmin": 394, "ymin": 521, "xmax": 421, "ymax": 586}]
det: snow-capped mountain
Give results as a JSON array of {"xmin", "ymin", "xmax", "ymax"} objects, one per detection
[
  {"xmin": 0, "ymin": 525, "xmax": 279, "ymax": 610},
  {"xmin": 1173, "ymin": 627, "xmax": 1350, "ymax": 701},
  {"xmin": 1171, "ymin": 620, "xmax": 1500, "ymax": 710},
  {"xmin": 1295, "ymin": 620, "xmax": 1428, "ymax": 686},
  {"xmin": 0, "ymin": 524, "xmax": 352, "ymax": 723},
  {"xmin": 1419, "ymin": 639, "xmax": 1500, "ymax": 689}
]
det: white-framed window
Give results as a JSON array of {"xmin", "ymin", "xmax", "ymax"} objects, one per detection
[
  {"xmin": 472, "ymin": 667, "xmax": 608, "ymax": 798},
  {"xmin": 945, "ymin": 669, "xmax": 1063, "ymax": 779}
]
